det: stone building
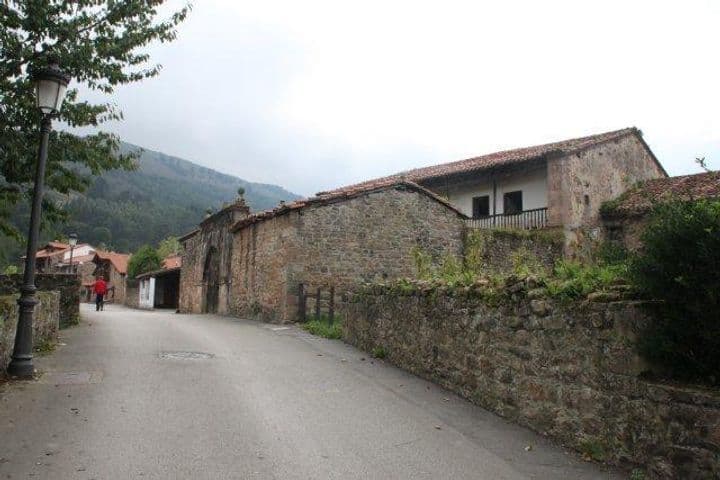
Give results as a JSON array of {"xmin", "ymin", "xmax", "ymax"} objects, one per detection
[
  {"xmin": 91, "ymin": 250, "xmax": 130, "ymax": 304},
  {"xmin": 601, "ymin": 170, "xmax": 720, "ymax": 250},
  {"xmin": 328, "ymin": 127, "xmax": 666, "ymax": 248},
  {"xmin": 179, "ymin": 182, "xmax": 465, "ymax": 322},
  {"xmin": 178, "ymin": 198, "xmax": 251, "ymax": 315}
]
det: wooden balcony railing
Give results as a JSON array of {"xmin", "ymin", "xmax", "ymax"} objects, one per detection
[{"xmin": 465, "ymin": 207, "xmax": 548, "ymax": 230}]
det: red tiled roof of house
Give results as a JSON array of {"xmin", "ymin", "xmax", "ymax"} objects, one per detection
[
  {"xmin": 325, "ymin": 127, "xmax": 661, "ymax": 195},
  {"xmin": 35, "ymin": 247, "xmax": 68, "ymax": 259},
  {"xmin": 162, "ymin": 255, "xmax": 182, "ymax": 269},
  {"xmin": 604, "ymin": 171, "xmax": 720, "ymax": 217},
  {"xmin": 231, "ymin": 180, "xmax": 465, "ymax": 232},
  {"xmin": 47, "ymin": 241, "xmax": 70, "ymax": 250},
  {"xmin": 93, "ymin": 250, "xmax": 131, "ymax": 275}
]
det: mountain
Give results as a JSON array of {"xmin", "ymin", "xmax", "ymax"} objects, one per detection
[
  {"xmin": 0, "ymin": 143, "xmax": 300, "ymax": 265},
  {"xmin": 60, "ymin": 142, "xmax": 301, "ymax": 253}
]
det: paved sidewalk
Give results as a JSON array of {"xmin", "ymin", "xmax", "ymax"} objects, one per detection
[{"xmin": 0, "ymin": 304, "xmax": 622, "ymax": 479}]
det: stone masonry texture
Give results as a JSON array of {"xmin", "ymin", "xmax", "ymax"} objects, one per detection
[
  {"xmin": 179, "ymin": 199, "xmax": 250, "ymax": 315},
  {"xmin": 0, "ymin": 273, "xmax": 80, "ymax": 328},
  {"xmin": 546, "ymin": 134, "xmax": 665, "ymax": 254},
  {"xmin": 343, "ymin": 286, "xmax": 720, "ymax": 479},
  {"xmin": 465, "ymin": 228, "xmax": 564, "ymax": 275},
  {"xmin": 0, "ymin": 291, "xmax": 60, "ymax": 375},
  {"xmin": 229, "ymin": 186, "xmax": 466, "ymax": 322}
]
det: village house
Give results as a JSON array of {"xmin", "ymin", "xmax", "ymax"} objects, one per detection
[
  {"xmin": 179, "ymin": 183, "xmax": 464, "ymax": 321},
  {"xmin": 178, "ymin": 127, "xmax": 667, "ymax": 322},
  {"xmin": 329, "ymin": 127, "xmax": 666, "ymax": 245},
  {"xmin": 137, "ymin": 255, "xmax": 182, "ymax": 310},
  {"xmin": 89, "ymin": 250, "xmax": 131, "ymax": 304}
]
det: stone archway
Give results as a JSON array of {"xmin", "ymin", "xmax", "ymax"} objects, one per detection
[{"xmin": 203, "ymin": 246, "xmax": 220, "ymax": 314}]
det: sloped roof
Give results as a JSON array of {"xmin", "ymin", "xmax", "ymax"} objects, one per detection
[
  {"xmin": 46, "ymin": 241, "xmax": 70, "ymax": 250},
  {"xmin": 231, "ymin": 180, "xmax": 465, "ymax": 233},
  {"xmin": 325, "ymin": 127, "xmax": 662, "ymax": 194},
  {"xmin": 93, "ymin": 250, "xmax": 131, "ymax": 275},
  {"xmin": 36, "ymin": 247, "xmax": 68, "ymax": 259},
  {"xmin": 604, "ymin": 171, "xmax": 720, "ymax": 218},
  {"xmin": 162, "ymin": 255, "xmax": 182, "ymax": 269}
]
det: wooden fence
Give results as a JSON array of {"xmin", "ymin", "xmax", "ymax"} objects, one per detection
[{"xmin": 297, "ymin": 284, "xmax": 344, "ymax": 322}]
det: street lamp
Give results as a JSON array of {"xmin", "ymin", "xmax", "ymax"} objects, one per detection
[
  {"xmin": 68, "ymin": 233, "xmax": 78, "ymax": 274},
  {"xmin": 7, "ymin": 62, "xmax": 70, "ymax": 378}
]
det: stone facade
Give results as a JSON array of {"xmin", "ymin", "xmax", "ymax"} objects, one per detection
[
  {"xmin": 546, "ymin": 134, "xmax": 666, "ymax": 253},
  {"xmin": 343, "ymin": 284, "xmax": 720, "ymax": 479},
  {"xmin": 124, "ymin": 279, "xmax": 140, "ymax": 309},
  {"xmin": 0, "ymin": 291, "xmax": 60, "ymax": 375},
  {"xmin": 465, "ymin": 227, "xmax": 564, "ymax": 275},
  {"xmin": 228, "ymin": 185, "xmax": 466, "ymax": 322},
  {"xmin": 179, "ymin": 198, "xmax": 251, "ymax": 315},
  {"xmin": 0, "ymin": 273, "xmax": 80, "ymax": 328}
]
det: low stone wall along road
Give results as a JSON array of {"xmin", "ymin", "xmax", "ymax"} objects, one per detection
[{"xmin": 0, "ymin": 305, "xmax": 622, "ymax": 479}]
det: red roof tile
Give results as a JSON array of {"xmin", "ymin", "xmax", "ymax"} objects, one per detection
[
  {"xmin": 326, "ymin": 128, "xmax": 657, "ymax": 194},
  {"xmin": 93, "ymin": 250, "xmax": 131, "ymax": 275},
  {"xmin": 231, "ymin": 180, "xmax": 465, "ymax": 232},
  {"xmin": 162, "ymin": 255, "xmax": 182, "ymax": 269},
  {"xmin": 604, "ymin": 171, "xmax": 720, "ymax": 217}
]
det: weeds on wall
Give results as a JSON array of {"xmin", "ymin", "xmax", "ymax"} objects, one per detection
[{"xmin": 630, "ymin": 199, "xmax": 720, "ymax": 384}]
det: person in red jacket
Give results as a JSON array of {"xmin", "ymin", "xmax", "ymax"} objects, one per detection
[{"xmin": 93, "ymin": 276, "xmax": 107, "ymax": 311}]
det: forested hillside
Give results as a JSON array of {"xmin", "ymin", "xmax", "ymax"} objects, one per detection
[{"xmin": 0, "ymin": 143, "xmax": 300, "ymax": 266}]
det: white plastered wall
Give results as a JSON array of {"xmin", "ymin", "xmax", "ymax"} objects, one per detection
[{"xmin": 441, "ymin": 164, "xmax": 547, "ymax": 217}]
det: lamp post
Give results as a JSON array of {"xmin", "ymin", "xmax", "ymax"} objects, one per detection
[
  {"xmin": 68, "ymin": 233, "xmax": 78, "ymax": 274},
  {"xmin": 7, "ymin": 62, "xmax": 70, "ymax": 378}
]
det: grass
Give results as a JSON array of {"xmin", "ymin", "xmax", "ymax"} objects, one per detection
[
  {"xmin": 371, "ymin": 346, "xmax": 387, "ymax": 359},
  {"xmin": 33, "ymin": 339, "xmax": 56, "ymax": 356},
  {"xmin": 544, "ymin": 260, "xmax": 628, "ymax": 301},
  {"xmin": 302, "ymin": 315, "xmax": 343, "ymax": 339}
]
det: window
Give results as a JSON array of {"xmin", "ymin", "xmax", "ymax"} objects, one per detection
[
  {"xmin": 503, "ymin": 191, "xmax": 523, "ymax": 215},
  {"xmin": 472, "ymin": 195, "xmax": 490, "ymax": 218}
]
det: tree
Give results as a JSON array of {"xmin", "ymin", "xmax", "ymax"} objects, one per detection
[
  {"xmin": 157, "ymin": 236, "xmax": 181, "ymax": 259},
  {"xmin": 0, "ymin": 1, "xmax": 191, "ymax": 240},
  {"xmin": 632, "ymin": 199, "xmax": 720, "ymax": 384},
  {"xmin": 127, "ymin": 245, "xmax": 161, "ymax": 279}
]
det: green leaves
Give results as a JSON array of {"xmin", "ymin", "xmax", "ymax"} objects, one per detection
[{"xmin": 0, "ymin": 0, "xmax": 190, "ymax": 242}]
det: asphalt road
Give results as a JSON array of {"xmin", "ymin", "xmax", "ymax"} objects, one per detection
[{"xmin": 0, "ymin": 304, "xmax": 622, "ymax": 479}]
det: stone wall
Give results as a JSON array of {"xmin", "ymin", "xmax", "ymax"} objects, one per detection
[
  {"xmin": 179, "ymin": 198, "xmax": 250, "ymax": 315},
  {"xmin": 0, "ymin": 273, "xmax": 80, "ymax": 328},
  {"xmin": 343, "ymin": 285, "xmax": 720, "ymax": 479},
  {"xmin": 229, "ymin": 186, "xmax": 466, "ymax": 323},
  {"xmin": 0, "ymin": 291, "xmax": 60, "ymax": 375},
  {"xmin": 465, "ymin": 227, "xmax": 564, "ymax": 275},
  {"xmin": 546, "ymin": 133, "xmax": 665, "ymax": 254},
  {"xmin": 124, "ymin": 279, "xmax": 140, "ymax": 309}
]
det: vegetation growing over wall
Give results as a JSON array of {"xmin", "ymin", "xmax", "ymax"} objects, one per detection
[
  {"xmin": 631, "ymin": 199, "xmax": 720, "ymax": 384},
  {"xmin": 127, "ymin": 245, "xmax": 162, "ymax": 279}
]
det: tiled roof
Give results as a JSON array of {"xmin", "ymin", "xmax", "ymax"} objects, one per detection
[
  {"xmin": 46, "ymin": 241, "xmax": 70, "ymax": 250},
  {"xmin": 36, "ymin": 247, "xmax": 68, "ymax": 259},
  {"xmin": 604, "ymin": 171, "xmax": 720, "ymax": 218},
  {"xmin": 231, "ymin": 180, "xmax": 465, "ymax": 232},
  {"xmin": 326, "ymin": 128, "xmax": 657, "ymax": 194},
  {"xmin": 163, "ymin": 255, "xmax": 182, "ymax": 269},
  {"xmin": 93, "ymin": 250, "xmax": 131, "ymax": 275}
]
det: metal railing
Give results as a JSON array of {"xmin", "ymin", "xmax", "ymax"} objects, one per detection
[{"xmin": 465, "ymin": 207, "xmax": 548, "ymax": 230}]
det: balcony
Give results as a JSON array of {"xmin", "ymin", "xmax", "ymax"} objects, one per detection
[{"xmin": 465, "ymin": 207, "xmax": 548, "ymax": 230}]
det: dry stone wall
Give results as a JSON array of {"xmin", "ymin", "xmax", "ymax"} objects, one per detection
[
  {"xmin": 0, "ymin": 291, "xmax": 60, "ymax": 375},
  {"xmin": 0, "ymin": 273, "xmax": 80, "ymax": 328},
  {"xmin": 343, "ymin": 284, "xmax": 720, "ymax": 479},
  {"xmin": 465, "ymin": 228, "xmax": 564, "ymax": 275}
]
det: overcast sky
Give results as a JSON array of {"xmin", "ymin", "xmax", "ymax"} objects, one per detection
[{"xmin": 81, "ymin": 0, "xmax": 719, "ymax": 196}]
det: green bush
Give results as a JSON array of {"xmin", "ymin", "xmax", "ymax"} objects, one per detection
[
  {"xmin": 127, "ymin": 245, "xmax": 162, "ymax": 279},
  {"xmin": 302, "ymin": 315, "xmax": 343, "ymax": 339},
  {"xmin": 631, "ymin": 199, "xmax": 720, "ymax": 384}
]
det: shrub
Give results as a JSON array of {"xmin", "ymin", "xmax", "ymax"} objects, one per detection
[
  {"xmin": 371, "ymin": 346, "xmax": 387, "ymax": 359},
  {"xmin": 545, "ymin": 260, "xmax": 627, "ymax": 301},
  {"xmin": 127, "ymin": 245, "xmax": 162, "ymax": 279},
  {"xmin": 631, "ymin": 199, "xmax": 720, "ymax": 384}
]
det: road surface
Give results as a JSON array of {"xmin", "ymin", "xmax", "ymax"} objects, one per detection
[{"xmin": 0, "ymin": 304, "xmax": 622, "ymax": 479}]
